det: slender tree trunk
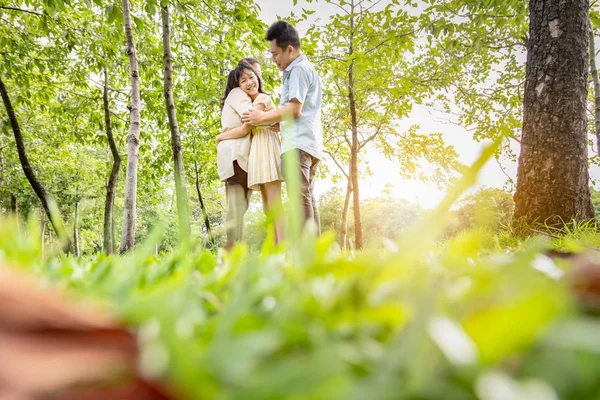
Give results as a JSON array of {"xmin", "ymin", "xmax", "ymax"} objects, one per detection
[
  {"xmin": 0, "ymin": 146, "xmax": 4, "ymax": 191},
  {"xmin": 0, "ymin": 77, "xmax": 68, "ymax": 241},
  {"xmin": 120, "ymin": 0, "xmax": 141, "ymax": 253},
  {"xmin": 589, "ymin": 21, "xmax": 600, "ymax": 154},
  {"xmin": 73, "ymin": 200, "xmax": 80, "ymax": 257},
  {"xmin": 112, "ymin": 210, "xmax": 117, "ymax": 254},
  {"xmin": 194, "ymin": 161, "xmax": 214, "ymax": 246},
  {"xmin": 11, "ymin": 195, "xmax": 17, "ymax": 224},
  {"xmin": 340, "ymin": 177, "xmax": 352, "ymax": 249},
  {"xmin": 103, "ymin": 66, "xmax": 121, "ymax": 255},
  {"xmin": 348, "ymin": 0, "xmax": 363, "ymax": 249},
  {"xmin": 162, "ymin": 5, "xmax": 190, "ymax": 242},
  {"xmin": 40, "ymin": 207, "xmax": 45, "ymax": 256},
  {"xmin": 514, "ymin": 0, "xmax": 595, "ymax": 226}
]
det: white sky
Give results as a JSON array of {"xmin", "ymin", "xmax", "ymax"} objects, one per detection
[{"xmin": 255, "ymin": 0, "xmax": 600, "ymax": 209}]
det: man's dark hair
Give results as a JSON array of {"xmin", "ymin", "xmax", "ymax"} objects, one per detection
[
  {"xmin": 265, "ymin": 20, "xmax": 300, "ymax": 51},
  {"xmin": 220, "ymin": 60, "xmax": 264, "ymax": 108}
]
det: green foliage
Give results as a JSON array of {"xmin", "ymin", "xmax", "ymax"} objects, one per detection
[
  {"xmin": 2, "ymin": 198, "xmax": 600, "ymax": 399},
  {"xmin": 1, "ymin": 136, "xmax": 599, "ymax": 399},
  {"xmin": 318, "ymin": 187, "xmax": 423, "ymax": 248},
  {"xmin": 422, "ymin": 0, "xmax": 528, "ymax": 163},
  {"xmin": 303, "ymin": 0, "xmax": 462, "ymax": 187},
  {"xmin": 590, "ymin": 187, "xmax": 600, "ymax": 220},
  {"xmin": 0, "ymin": 0, "xmax": 271, "ymax": 252},
  {"xmin": 447, "ymin": 187, "xmax": 515, "ymax": 236}
]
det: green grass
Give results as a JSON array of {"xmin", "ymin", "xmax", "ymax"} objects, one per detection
[
  {"xmin": 2, "ymin": 139, "xmax": 600, "ymax": 399},
  {"xmin": 3, "ymin": 213, "xmax": 600, "ymax": 400}
]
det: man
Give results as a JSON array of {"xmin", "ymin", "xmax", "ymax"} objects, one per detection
[{"xmin": 242, "ymin": 20, "xmax": 323, "ymax": 232}]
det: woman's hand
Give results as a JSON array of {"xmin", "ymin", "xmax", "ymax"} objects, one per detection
[
  {"xmin": 215, "ymin": 134, "xmax": 223, "ymax": 145},
  {"xmin": 269, "ymin": 123, "xmax": 280, "ymax": 133}
]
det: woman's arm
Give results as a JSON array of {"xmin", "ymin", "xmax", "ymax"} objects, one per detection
[
  {"xmin": 253, "ymin": 103, "xmax": 266, "ymax": 112},
  {"xmin": 216, "ymin": 100, "xmax": 269, "ymax": 144},
  {"xmin": 216, "ymin": 124, "xmax": 252, "ymax": 144}
]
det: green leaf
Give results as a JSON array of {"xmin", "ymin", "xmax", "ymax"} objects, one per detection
[{"xmin": 591, "ymin": 10, "xmax": 600, "ymax": 29}]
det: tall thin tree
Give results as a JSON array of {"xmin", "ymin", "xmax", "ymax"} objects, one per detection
[
  {"xmin": 161, "ymin": 4, "xmax": 190, "ymax": 242},
  {"xmin": 0, "ymin": 77, "xmax": 68, "ymax": 242},
  {"xmin": 103, "ymin": 65, "xmax": 121, "ymax": 254},
  {"xmin": 514, "ymin": 0, "xmax": 595, "ymax": 226},
  {"xmin": 194, "ymin": 160, "xmax": 215, "ymax": 247},
  {"xmin": 73, "ymin": 198, "xmax": 80, "ymax": 256},
  {"xmin": 120, "ymin": 0, "xmax": 142, "ymax": 253},
  {"xmin": 347, "ymin": 0, "xmax": 363, "ymax": 249}
]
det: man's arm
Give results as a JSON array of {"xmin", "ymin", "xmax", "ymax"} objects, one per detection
[{"xmin": 241, "ymin": 99, "xmax": 303, "ymax": 125}]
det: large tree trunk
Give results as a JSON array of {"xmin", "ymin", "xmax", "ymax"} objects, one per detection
[
  {"xmin": 340, "ymin": 177, "xmax": 352, "ymax": 249},
  {"xmin": 103, "ymin": 66, "xmax": 121, "ymax": 255},
  {"xmin": 589, "ymin": 21, "xmax": 600, "ymax": 154},
  {"xmin": 194, "ymin": 161, "xmax": 214, "ymax": 247},
  {"xmin": 120, "ymin": 0, "xmax": 142, "ymax": 254},
  {"xmin": 513, "ymin": 0, "xmax": 595, "ymax": 227},
  {"xmin": 0, "ymin": 77, "xmax": 67, "ymax": 241},
  {"xmin": 162, "ymin": 5, "xmax": 190, "ymax": 242},
  {"xmin": 348, "ymin": 0, "xmax": 364, "ymax": 249}
]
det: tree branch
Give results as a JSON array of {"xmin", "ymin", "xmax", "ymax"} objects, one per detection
[
  {"xmin": 329, "ymin": 0, "xmax": 350, "ymax": 15},
  {"xmin": 364, "ymin": 28, "xmax": 418, "ymax": 56},
  {"xmin": 0, "ymin": 5, "xmax": 43, "ymax": 16},
  {"xmin": 324, "ymin": 149, "xmax": 349, "ymax": 179}
]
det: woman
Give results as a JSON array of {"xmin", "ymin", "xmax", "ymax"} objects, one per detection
[{"xmin": 217, "ymin": 61, "xmax": 284, "ymax": 247}]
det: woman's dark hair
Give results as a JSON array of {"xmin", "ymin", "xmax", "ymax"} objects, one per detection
[
  {"xmin": 265, "ymin": 20, "xmax": 300, "ymax": 51},
  {"xmin": 220, "ymin": 60, "xmax": 264, "ymax": 108},
  {"xmin": 240, "ymin": 57, "xmax": 260, "ymax": 68}
]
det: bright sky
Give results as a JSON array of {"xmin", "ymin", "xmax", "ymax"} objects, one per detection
[{"xmin": 255, "ymin": 0, "xmax": 600, "ymax": 209}]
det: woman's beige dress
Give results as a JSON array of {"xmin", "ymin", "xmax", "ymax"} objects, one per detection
[{"xmin": 247, "ymin": 93, "xmax": 283, "ymax": 190}]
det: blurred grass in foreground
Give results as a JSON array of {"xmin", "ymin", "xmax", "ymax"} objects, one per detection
[{"xmin": 1, "ymin": 139, "xmax": 600, "ymax": 399}]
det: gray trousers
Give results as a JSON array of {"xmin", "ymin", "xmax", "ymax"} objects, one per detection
[{"xmin": 282, "ymin": 149, "xmax": 321, "ymax": 234}]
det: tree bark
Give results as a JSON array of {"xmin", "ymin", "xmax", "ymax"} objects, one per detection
[
  {"xmin": 194, "ymin": 161, "xmax": 214, "ymax": 247},
  {"xmin": 0, "ymin": 146, "xmax": 4, "ymax": 192},
  {"xmin": 73, "ymin": 200, "xmax": 80, "ymax": 257},
  {"xmin": 340, "ymin": 177, "xmax": 352, "ymax": 249},
  {"xmin": 112, "ymin": 208, "xmax": 117, "ymax": 254},
  {"xmin": 102, "ymin": 66, "xmax": 121, "ymax": 255},
  {"xmin": 514, "ymin": 0, "xmax": 595, "ymax": 227},
  {"xmin": 348, "ymin": 0, "xmax": 364, "ymax": 249},
  {"xmin": 120, "ymin": 0, "xmax": 141, "ymax": 254},
  {"xmin": 10, "ymin": 195, "xmax": 17, "ymax": 215},
  {"xmin": 10, "ymin": 195, "xmax": 16, "ymax": 215},
  {"xmin": 589, "ymin": 21, "xmax": 600, "ymax": 154},
  {"xmin": 161, "ymin": 5, "xmax": 190, "ymax": 242},
  {"xmin": 0, "ymin": 77, "xmax": 67, "ymax": 241},
  {"xmin": 40, "ymin": 207, "xmax": 45, "ymax": 256}
]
